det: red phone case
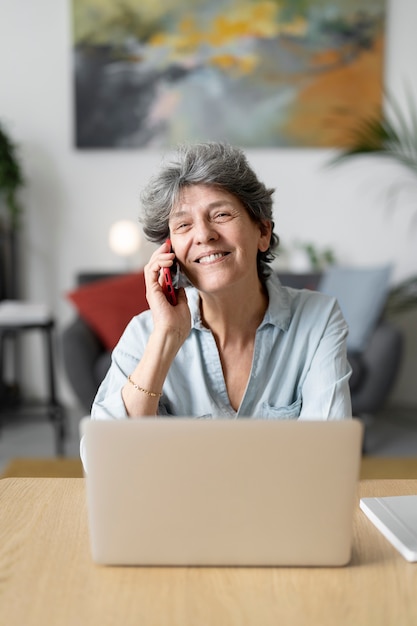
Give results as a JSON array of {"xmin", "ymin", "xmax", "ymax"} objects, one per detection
[{"xmin": 162, "ymin": 239, "xmax": 177, "ymax": 305}]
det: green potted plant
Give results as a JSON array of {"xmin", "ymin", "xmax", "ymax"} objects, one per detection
[
  {"xmin": 0, "ymin": 121, "xmax": 24, "ymax": 299},
  {"xmin": 0, "ymin": 121, "xmax": 24, "ymax": 231},
  {"xmin": 329, "ymin": 90, "xmax": 417, "ymax": 314}
]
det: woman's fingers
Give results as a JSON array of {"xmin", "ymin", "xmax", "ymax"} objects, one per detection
[
  {"xmin": 145, "ymin": 242, "xmax": 174, "ymax": 283},
  {"xmin": 144, "ymin": 241, "xmax": 181, "ymax": 312}
]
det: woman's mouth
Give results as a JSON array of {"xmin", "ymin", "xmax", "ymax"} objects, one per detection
[{"xmin": 196, "ymin": 252, "xmax": 229, "ymax": 265}]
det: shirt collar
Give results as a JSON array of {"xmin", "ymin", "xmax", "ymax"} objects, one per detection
[
  {"xmin": 261, "ymin": 273, "xmax": 292, "ymax": 331},
  {"xmin": 186, "ymin": 272, "xmax": 291, "ymax": 332}
]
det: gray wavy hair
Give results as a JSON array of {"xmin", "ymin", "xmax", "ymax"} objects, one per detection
[{"xmin": 139, "ymin": 142, "xmax": 279, "ymax": 279}]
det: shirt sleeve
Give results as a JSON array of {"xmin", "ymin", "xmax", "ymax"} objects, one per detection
[
  {"xmin": 91, "ymin": 313, "xmax": 152, "ymax": 420},
  {"xmin": 91, "ymin": 361, "xmax": 129, "ymax": 419},
  {"xmin": 299, "ymin": 298, "xmax": 352, "ymax": 420}
]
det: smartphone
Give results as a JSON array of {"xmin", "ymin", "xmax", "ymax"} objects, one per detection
[{"xmin": 161, "ymin": 239, "xmax": 178, "ymax": 306}]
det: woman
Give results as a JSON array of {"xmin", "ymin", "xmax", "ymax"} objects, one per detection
[{"xmin": 92, "ymin": 142, "xmax": 352, "ymax": 420}]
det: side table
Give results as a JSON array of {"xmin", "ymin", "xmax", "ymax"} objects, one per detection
[{"xmin": 0, "ymin": 301, "xmax": 66, "ymax": 455}]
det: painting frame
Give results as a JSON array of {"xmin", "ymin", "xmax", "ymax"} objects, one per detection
[{"xmin": 72, "ymin": 0, "xmax": 387, "ymax": 149}]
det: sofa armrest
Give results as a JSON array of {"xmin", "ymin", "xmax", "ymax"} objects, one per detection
[
  {"xmin": 62, "ymin": 317, "xmax": 107, "ymax": 412},
  {"xmin": 350, "ymin": 320, "xmax": 403, "ymax": 416}
]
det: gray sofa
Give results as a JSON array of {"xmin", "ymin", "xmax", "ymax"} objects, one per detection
[{"xmin": 62, "ymin": 272, "xmax": 403, "ymax": 417}]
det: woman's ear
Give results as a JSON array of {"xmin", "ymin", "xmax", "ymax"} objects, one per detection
[{"xmin": 258, "ymin": 220, "xmax": 272, "ymax": 252}]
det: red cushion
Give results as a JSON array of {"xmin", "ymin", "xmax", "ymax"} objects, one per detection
[{"xmin": 67, "ymin": 272, "xmax": 148, "ymax": 351}]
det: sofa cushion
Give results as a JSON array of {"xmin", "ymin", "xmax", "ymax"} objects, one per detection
[
  {"xmin": 67, "ymin": 271, "xmax": 148, "ymax": 351},
  {"xmin": 318, "ymin": 265, "xmax": 392, "ymax": 352}
]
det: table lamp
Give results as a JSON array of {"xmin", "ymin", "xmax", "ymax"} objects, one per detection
[{"xmin": 108, "ymin": 219, "xmax": 142, "ymax": 268}]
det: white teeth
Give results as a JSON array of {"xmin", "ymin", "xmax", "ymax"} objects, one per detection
[{"xmin": 198, "ymin": 253, "xmax": 224, "ymax": 264}]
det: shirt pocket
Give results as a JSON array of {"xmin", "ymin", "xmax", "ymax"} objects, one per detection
[{"xmin": 259, "ymin": 397, "xmax": 302, "ymax": 420}]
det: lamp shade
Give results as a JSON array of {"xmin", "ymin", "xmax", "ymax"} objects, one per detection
[{"xmin": 108, "ymin": 220, "xmax": 142, "ymax": 257}]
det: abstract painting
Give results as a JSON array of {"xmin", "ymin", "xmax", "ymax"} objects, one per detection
[{"xmin": 72, "ymin": 0, "xmax": 387, "ymax": 148}]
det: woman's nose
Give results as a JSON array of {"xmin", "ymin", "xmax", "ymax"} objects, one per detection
[{"xmin": 194, "ymin": 219, "xmax": 218, "ymax": 244}]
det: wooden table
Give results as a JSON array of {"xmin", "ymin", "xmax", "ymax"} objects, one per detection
[{"xmin": 1, "ymin": 478, "xmax": 416, "ymax": 626}]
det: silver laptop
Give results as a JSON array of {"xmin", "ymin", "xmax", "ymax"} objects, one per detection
[{"xmin": 81, "ymin": 418, "xmax": 363, "ymax": 567}]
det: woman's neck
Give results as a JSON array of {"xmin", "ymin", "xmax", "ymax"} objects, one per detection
[{"xmin": 199, "ymin": 279, "xmax": 269, "ymax": 348}]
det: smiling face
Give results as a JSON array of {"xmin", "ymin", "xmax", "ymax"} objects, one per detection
[{"xmin": 169, "ymin": 184, "xmax": 271, "ymax": 296}]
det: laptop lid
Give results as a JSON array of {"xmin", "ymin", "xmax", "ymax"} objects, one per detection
[{"xmin": 81, "ymin": 418, "xmax": 363, "ymax": 567}]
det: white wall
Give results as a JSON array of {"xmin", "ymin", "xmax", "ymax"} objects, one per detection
[{"xmin": 1, "ymin": 0, "xmax": 417, "ymax": 410}]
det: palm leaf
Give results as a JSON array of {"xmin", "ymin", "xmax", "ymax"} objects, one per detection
[
  {"xmin": 329, "ymin": 91, "xmax": 417, "ymax": 315},
  {"xmin": 329, "ymin": 90, "xmax": 417, "ymax": 175}
]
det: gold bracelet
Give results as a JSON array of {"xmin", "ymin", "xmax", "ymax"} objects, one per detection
[{"xmin": 127, "ymin": 375, "xmax": 162, "ymax": 398}]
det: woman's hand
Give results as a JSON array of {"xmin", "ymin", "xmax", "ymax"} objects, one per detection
[
  {"xmin": 122, "ymin": 242, "xmax": 191, "ymax": 418},
  {"xmin": 144, "ymin": 240, "xmax": 191, "ymax": 344}
]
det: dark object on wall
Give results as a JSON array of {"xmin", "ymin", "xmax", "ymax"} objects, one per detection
[{"xmin": 62, "ymin": 272, "xmax": 403, "ymax": 418}]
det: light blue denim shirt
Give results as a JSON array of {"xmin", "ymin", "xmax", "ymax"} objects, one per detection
[{"xmin": 91, "ymin": 274, "xmax": 352, "ymax": 421}]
